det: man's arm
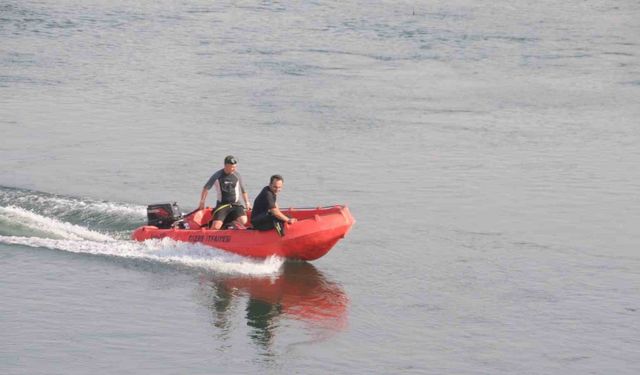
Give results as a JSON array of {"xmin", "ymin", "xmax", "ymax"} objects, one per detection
[
  {"xmin": 269, "ymin": 205, "xmax": 297, "ymax": 224},
  {"xmin": 199, "ymin": 170, "xmax": 221, "ymax": 209},
  {"xmin": 198, "ymin": 188, "xmax": 208, "ymax": 210},
  {"xmin": 238, "ymin": 173, "xmax": 251, "ymax": 210},
  {"xmin": 243, "ymin": 192, "xmax": 252, "ymax": 210}
]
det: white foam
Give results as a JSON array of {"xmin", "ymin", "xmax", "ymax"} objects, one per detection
[
  {"xmin": 13, "ymin": 195, "xmax": 146, "ymax": 217},
  {"xmin": 0, "ymin": 189, "xmax": 147, "ymax": 218},
  {"xmin": 0, "ymin": 204, "xmax": 282, "ymax": 275},
  {"xmin": 54, "ymin": 199, "xmax": 146, "ymax": 217},
  {"xmin": 0, "ymin": 235, "xmax": 284, "ymax": 275},
  {"xmin": 0, "ymin": 206, "xmax": 115, "ymax": 241}
]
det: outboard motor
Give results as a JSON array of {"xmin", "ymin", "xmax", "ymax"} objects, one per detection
[{"xmin": 147, "ymin": 203, "xmax": 183, "ymax": 229}]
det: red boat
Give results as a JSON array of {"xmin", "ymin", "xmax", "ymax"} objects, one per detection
[{"xmin": 131, "ymin": 205, "xmax": 355, "ymax": 261}]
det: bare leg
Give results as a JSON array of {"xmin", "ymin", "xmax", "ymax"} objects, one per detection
[
  {"xmin": 211, "ymin": 220, "xmax": 223, "ymax": 230},
  {"xmin": 232, "ymin": 215, "xmax": 248, "ymax": 229}
]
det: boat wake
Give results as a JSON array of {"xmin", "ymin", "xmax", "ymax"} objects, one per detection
[
  {"xmin": 0, "ymin": 186, "xmax": 283, "ymax": 275},
  {"xmin": 0, "ymin": 205, "xmax": 115, "ymax": 241}
]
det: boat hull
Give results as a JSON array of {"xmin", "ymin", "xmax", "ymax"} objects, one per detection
[{"xmin": 132, "ymin": 205, "xmax": 355, "ymax": 261}]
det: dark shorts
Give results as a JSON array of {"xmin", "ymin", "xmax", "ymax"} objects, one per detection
[
  {"xmin": 251, "ymin": 212, "xmax": 285, "ymax": 236},
  {"xmin": 212, "ymin": 203, "xmax": 246, "ymax": 224}
]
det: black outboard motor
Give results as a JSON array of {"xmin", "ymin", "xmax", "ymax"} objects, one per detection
[{"xmin": 147, "ymin": 203, "xmax": 183, "ymax": 229}]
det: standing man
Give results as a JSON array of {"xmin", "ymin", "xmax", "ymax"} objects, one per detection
[
  {"xmin": 199, "ymin": 155, "xmax": 252, "ymax": 229},
  {"xmin": 251, "ymin": 174, "xmax": 296, "ymax": 236}
]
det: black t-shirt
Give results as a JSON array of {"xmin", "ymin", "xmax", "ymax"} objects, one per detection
[{"xmin": 252, "ymin": 186, "xmax": 276, "ymax": 217}]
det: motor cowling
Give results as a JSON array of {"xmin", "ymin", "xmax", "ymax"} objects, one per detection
[{"xmin": 147, "ymin": 203, "xmax": 183, "ymax": 229}]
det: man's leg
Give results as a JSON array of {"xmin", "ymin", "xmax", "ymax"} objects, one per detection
[
  {"xmin": 229, "ymin": 206, "xmax": 247, "ymax": 228},
  {"xmin": 251, "ymin": 213, "xmax": 285, "ymax": 236},
  {"xmin": 251, "ymin": 213, "xmax": 275, "ymax": 231},
  {"xmin": 209, "ymin": 204, "xmax": 231, "ymax": 229}
]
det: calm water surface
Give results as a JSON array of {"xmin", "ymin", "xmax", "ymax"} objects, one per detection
[{"xmin": 1, "ymin": 0, "xmax": 639, "ymax": 374}]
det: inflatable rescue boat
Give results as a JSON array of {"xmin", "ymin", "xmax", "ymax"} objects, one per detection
[{"xmin": 131, "ymin": 203, "xmax": 355, "ymax": 261}]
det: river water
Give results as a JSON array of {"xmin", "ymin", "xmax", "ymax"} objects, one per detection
[{"xmin": 1, "ymin": 1, "xmax": 639, "ymax": 374}]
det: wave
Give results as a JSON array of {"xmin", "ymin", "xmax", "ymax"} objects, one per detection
[
  {"xmin": 0, "ymin": 186, "xmax": 283, "ymax": 275},
  {"xmin": 0, "ymin": 235, "xmax": 284, "ymax": 274},
  {"xmin": 0, "ymin": 185, "xmax": 146, "ymax": 236},
  {"xmin": 0, "ymin": 205, "xmax": 115, "ymax": 241}
]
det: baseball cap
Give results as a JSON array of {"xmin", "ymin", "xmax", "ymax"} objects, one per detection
[{"xmin": 224, "ymin": 155, "xmax": 237, "ymax": 165}]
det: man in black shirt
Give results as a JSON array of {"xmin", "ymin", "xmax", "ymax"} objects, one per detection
[
  {"xmin": 198, "ymin": 155, "xmax": 252, "ymax": 229},
  {"xmin": 251, "ymin": 174, "xmax": 296, "ymax": 236}
]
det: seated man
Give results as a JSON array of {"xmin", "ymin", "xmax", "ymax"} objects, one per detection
[
  {"xmin": 198, "ymin": 155, "xmax": 252, "ymax": 229},
  {"xmin": 251, "ymin": 174, "xmax": 297, "ymax": 236}
]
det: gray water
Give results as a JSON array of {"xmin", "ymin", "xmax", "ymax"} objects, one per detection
[{"xmin": 1, "ymin": 0, "xmax": 639, "ymax": 373}]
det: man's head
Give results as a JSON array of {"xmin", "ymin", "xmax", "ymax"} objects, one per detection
[
  {"xmin": 269, "ymin": 174, "xmax": 284, "ymax": 195},
  {"xmin": 223, "ymin": 155, "xmax": 237, "ymax": 173}
]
